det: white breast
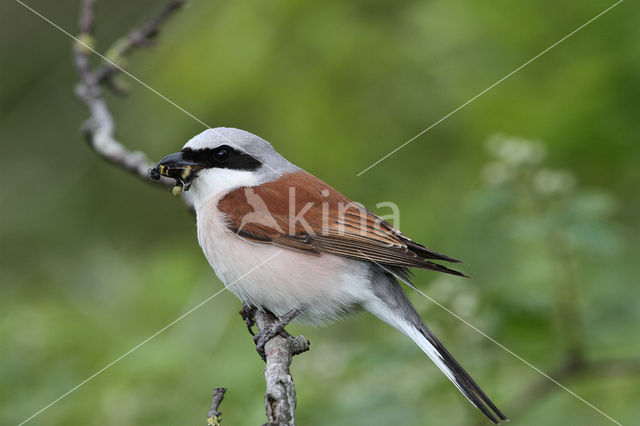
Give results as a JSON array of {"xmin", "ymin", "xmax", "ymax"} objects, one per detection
[{"xmin": 195, "ymin": 194, "xmax": 373, "ymax": 324}]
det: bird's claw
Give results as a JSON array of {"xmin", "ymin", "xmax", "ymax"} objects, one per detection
[
  {"xmin": 253, "ymin": 306, "xmax": 306, "ymax": 361},
  {"xmin": 239, "ymin": 303, "xmax": 256, "ymax": 336}
]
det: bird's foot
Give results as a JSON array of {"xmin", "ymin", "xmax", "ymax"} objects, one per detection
[
  {"xmin": 254, "ymin": 306, "xmax": 306, "ymax": 361},
  {"xmin": 239, "ymin": 303, "xmax": 257, "ymax": 336}
]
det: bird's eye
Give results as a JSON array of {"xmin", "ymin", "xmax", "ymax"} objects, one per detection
[{"xmin": 214, "ymin": 147, "xmax": 231, "ymax": 163}]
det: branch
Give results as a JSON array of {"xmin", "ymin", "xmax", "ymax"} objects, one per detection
[
  {"xmin": 252, "ymin": 310, "xmax": 310, "ymax": 426},
  {"xmin": 72, "ymin": 3, "xmax": 310, "ymax": 425},
  {"xmin": 72, "ymin": 0, "xmax": 192, "ymax": 209},
  {"xmin": 206, "ymin": 387, "xmax": 227, "ymax": 426},
  {"xmin": 94, "ymin": 0, "xmax": 187, "ymax": 89}
]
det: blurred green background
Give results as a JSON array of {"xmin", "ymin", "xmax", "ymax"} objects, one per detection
[{"xmin": 1, "ymin": 0, "xmax": 639, "ymax": 425}]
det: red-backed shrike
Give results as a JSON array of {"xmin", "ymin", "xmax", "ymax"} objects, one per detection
[{"xmin": 152, "ymin": 128, "xmax": 506, "ymax": 423}]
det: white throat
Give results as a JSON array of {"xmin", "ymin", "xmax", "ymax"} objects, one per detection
[{"xmin": 189, "ymin": 168, "xmax": 260, "ymax": 211}]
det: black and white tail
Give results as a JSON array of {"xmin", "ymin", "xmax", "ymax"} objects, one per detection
[
  {"xmin": 399, "ymin": 317, "xmax": 507, "ymax": 423},
  {"xmin": 365, "ymin": 272, "xmax": 508, "ymax": 424}
]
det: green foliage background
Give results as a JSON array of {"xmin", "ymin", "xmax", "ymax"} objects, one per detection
[{"xmin": 1, "ymin": 1, "xmax": 639, "ymax": 425}]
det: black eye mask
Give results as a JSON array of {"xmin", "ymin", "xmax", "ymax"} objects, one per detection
[
  {"xmin": 148, "ymin": 145, "xmax": 261, "ymax": 196},
  {"xmin": 180, "ymin": 146, "xmax": 262, "ymax": 171}
]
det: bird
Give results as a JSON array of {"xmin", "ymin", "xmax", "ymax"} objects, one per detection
[{"xmin": 151, "ymin": 127, "xmax": 507, "ymax": 424}]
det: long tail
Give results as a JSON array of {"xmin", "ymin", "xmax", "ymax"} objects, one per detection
[{"xmin": 364, "ymin": 270, "xmax": 508, "ymax": 424}]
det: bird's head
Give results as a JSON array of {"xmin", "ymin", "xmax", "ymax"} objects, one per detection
[{"xmin": 150, "ymin": 127, "xmax": 298, "ymax": 207}]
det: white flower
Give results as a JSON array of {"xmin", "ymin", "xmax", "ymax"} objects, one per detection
[
  {"xmin": 533, "ymin": 169, "xmax": 576, "ymax": 195},
  {"xmin": 487, "ymin": 134, "xmax": 546, "ymax": 166}
]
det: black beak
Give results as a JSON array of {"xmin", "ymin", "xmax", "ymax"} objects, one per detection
[{"xmin": 149, "ymin": 151, "xmax": 202, "ymax": 182}]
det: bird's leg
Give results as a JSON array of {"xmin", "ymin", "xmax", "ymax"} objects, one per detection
[
  {"xmin": 254, "ymin": 305, "xmax": 307, "ymax": 361},
  {"xmin": 239, "ymin": 302, "xmax": 257, "ymax": 336}
]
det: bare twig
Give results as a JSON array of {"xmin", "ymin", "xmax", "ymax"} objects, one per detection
[
  {"xmin": 206, "ymin": 387, "xmax": 227, "ymax": 426},
  {"xmin": 72, "ymin": 0, "xmax": 190, "ymax": 207},
  {"xmin": 252, "ymin": 310, "xmax": 310, "ymax": 426},
  {"xmin": 78, "ymin": 0, "xmax": 95, "ymax": 34},
  {"xmin": 72, "ymin": 3, "xmax": 309, "ymax": 424},
  {"xmin": 94, "ymin": 0, "xmax": 187, "ymax": 87}
]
